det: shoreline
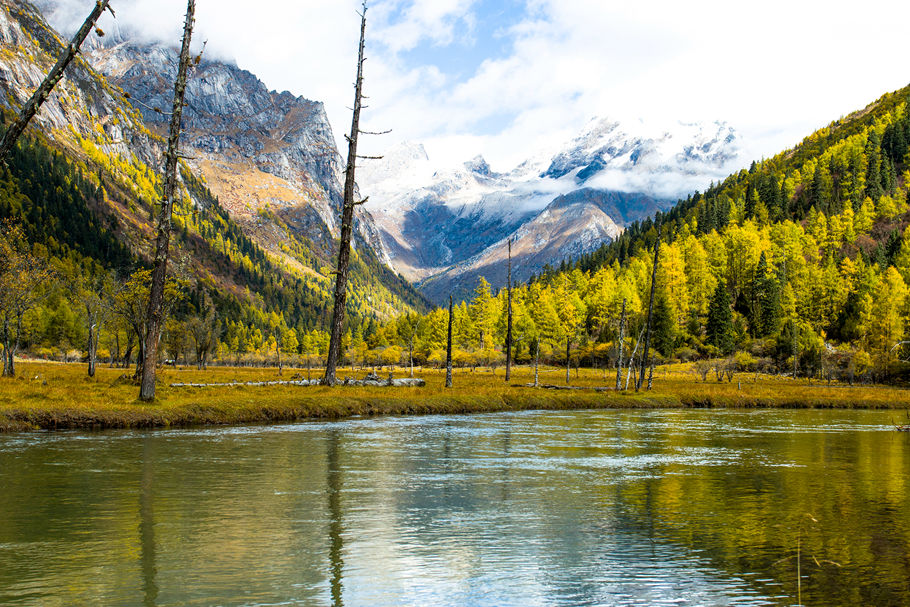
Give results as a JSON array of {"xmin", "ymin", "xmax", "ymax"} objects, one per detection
[
  {"xmin": 2, "ymin": 388, "xmax": 907, "ymax": 433},
  {"xmin": 2, "ymin": 362, "xmax": 909, "ymax": 433}
]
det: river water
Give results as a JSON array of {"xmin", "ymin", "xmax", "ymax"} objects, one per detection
[{"xmin": 0, "ymin": 409, "xmax": 908, "ymax": 606}]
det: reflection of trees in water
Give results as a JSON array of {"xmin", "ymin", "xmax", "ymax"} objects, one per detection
[
  {"xmin": 140, "ymin": 437, "xmax": 158, "ymax": 607},
  {"xmin": 610, "ymin": 420, "xmax": 910, "ymax": 606},
  {"xmin": 327, "ymin": 430, "xmax": 344, "ymax": 607}
]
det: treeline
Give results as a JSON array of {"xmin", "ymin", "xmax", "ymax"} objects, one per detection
[
  {"xmin": 0, "ymin": 118, "xmax": 424, "ymax": 376},
  {"xmin": 374, "ymin": 88, "xmax": 910, "ymax": 384}
]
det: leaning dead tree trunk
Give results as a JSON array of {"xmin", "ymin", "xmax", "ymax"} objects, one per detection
[
  {"xmin": 615, "ymin": 298, "xmax": 626, "ymax": 390},
  {"xmin": 625, "ymin": 325, "xmax": 646, "ymax": 391},
  {"xmin": 445, "ymin": 295, "xmax": 453, "ymax": 388},
  {"xmin": 324, "ymin": 4, "xmax": 369, "ymax": 386},
  {"xmin": 637, "ymin": 223, "xmax": 661, "ymax": 391},
  {"xmin": 505, "ymin": 238, "xmax": 513, "ymax": 382},
  {"xmin": 0, "ymin": 1, "xmax": 113, "ymax": 162},
  {"xmin": 139, "ymin": 0, "xmax": 195, "ymax": 402}
]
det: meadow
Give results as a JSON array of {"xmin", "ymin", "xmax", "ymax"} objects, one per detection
[{"xmin": 1, "ymin": 360, "xmax": 909, "ymax": 432}]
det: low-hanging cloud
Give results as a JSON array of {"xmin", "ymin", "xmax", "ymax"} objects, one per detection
[{"xmin": 32, "ymin": 0, "xmax": 910, "ymax": 184}]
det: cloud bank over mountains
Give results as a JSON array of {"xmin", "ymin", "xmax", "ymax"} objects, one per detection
[{"xmin": 35, "ymin": 0, "xmax": 910, "ymax": 176}]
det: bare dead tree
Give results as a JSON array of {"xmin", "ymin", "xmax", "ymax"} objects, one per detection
[
  {"xmin": 445, "ymin": 295, "xmax": 453, "ymax": 388},
  {"xmin": 625, "ymin": 324, "xmax": 646, "ymax": 391},
  {"xmin": 0, "ymin": 1, "xmax": 114, "ymax": 162},
  {"xmin": 324, "ymin": 3, "xmax": 370, "ymax": 386},
  {"xmin": 615, "ymin": 298, "xmax": 626, "ymax": 390},
  {"xmin": 67, "ymin": 270, "xmax": 113, "ymax": 378},
  {"xmin": 140, "ymin": 0, "xmax": 196, "ymax": 401},
  {"xmin": 637, "ymin": 223, "xmax": 662, "ymax": 390},
  {"xmin": 533, "ymin": 336, "xmax": 540, "ymax": 387},
  {"xmin": 505, "ymin": 238, "xmax": 513, "ymax": 382}
]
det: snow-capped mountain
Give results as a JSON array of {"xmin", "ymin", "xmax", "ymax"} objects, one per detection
[
  {"xmin": 361, "ymin": 117, "xmax": 744, "ymax": 303},
  {"xmin": 543, "ymin": 118, "xmax": 741, "ymax": 198}
]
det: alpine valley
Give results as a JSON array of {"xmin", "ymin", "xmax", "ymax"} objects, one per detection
[
  {"xmin": 5, "ymin": 0, "xmax": 747, "ymax": 319},
  {"xmin": 0, "ymin": 0, "xmax": 427, "ymax": 343},
  {"xmin": 360, "ymin": 119, "xmax": 743, "ymax": 303}
]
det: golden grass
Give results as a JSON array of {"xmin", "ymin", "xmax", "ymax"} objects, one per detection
[{"xmin": 1, "ymin": 361, "xmax": 908, "ymax": 432}]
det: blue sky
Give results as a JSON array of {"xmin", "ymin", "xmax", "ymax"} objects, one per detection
[
  {"xmin": 42, "ymin": 0, "xmax": 910, "ymax": 171},
  {"xmin": 396, "ymin": 0, "xmax": 525, "ymax": 83}
]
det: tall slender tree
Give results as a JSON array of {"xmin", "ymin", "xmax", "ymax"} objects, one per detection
[
  {"xmin": 505, "ymin": 238, "xmax": 513, "ymax": 381},
  {"xmin": 0, "ymin": 0, "xmax": 113, "ymax": 162},
  {"xmin": 140, "ymin": 0, "xmax": 196, "ymax": 401},
  {"xmin": 445, "ymin": 295, "xmax": 453, "ymax": 388},
  {"xmin": 324, "ymin": 3, "xmax": 369, "ymax": 386},
  {"xmin": 615, "ymin": 298, "xmax": 626, "ymax": 390},
  {"xmin": 638, "ymin": 223, "xmax": 662, "ymax": 390}
]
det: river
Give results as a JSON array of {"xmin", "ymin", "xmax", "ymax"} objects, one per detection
[{"xmin": 0, "ymin": 409, "xmax": 907, "ymax": 606}]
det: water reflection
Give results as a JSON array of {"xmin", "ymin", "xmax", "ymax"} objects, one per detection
[
  {"xmin": 327, "ymin": 430, "xmax": 344, "ymax": 607},
  {"xmin": 0, "ymin": 409, "xmax": 906, "ymax": 606},
  {"xmin": 140, "ymin": 438, "xmax": 158, "ymax": 607}
]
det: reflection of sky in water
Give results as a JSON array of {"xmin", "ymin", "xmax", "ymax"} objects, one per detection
[{"xmin": 0, "ymin": 408, "xmax": 905, "ymax": 606}]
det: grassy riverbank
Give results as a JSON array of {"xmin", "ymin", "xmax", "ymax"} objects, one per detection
[{"xmin": 1, "ymin": 361, "xmax": 909, "ymax": 432}]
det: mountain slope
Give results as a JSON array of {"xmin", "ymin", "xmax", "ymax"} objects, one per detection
[
  {"xmin": 361, "ymin": 119, "xmax": 742, "ymax": 303},
  {"xmin": 375, "ymin": 83, "xmax": 910, "ymax": 386},
  {"xmin": 0, "ymin": 0, "xmax": 427, "ymax": 337}
]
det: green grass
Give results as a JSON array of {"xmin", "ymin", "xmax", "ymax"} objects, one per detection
[{"xmin": 1, "ymin": 361, "xmax": 908, "ymax": 432}]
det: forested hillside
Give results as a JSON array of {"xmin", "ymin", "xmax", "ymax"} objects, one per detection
[
  {"xmin": 0, "ymin": 0, "xmax": 428, "ymax": 372},
  {"xmin": 373, "ymin": 85, "xmax": 910, "ymax": 383}
]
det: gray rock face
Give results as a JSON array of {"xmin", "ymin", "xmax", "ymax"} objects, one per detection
[
  {"xmin": 87, "ymin": 40, "xmax": 343, "ymax": 217},
  {"xmin": 82, "ymin": 33, "xmax": 389, "ymax": 261},
  {"xmin": 0, "ymin": 0, "xmax": 162, "ymax": 172}
]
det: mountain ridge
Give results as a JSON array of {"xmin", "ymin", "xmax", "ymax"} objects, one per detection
[{"xmin": 361, "ymin": 117, "xmax": 743, "ymax": 303}]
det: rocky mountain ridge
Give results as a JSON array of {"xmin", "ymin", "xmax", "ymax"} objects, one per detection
[
  {"xmin": 0, "ymin": 0, "xmax": 427, "ymax": 320},
  {"xmin": 360, "ymin": 118, "xmax": 744, "ymax": 303}
]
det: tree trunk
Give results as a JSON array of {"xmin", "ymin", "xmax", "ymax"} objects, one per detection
[
  {"xmin": 534, "ymin": 337, "xmax": 540, "ymax": 387},
  {"xmin": 565, "ymin": 337, "xmax": 571, "ymax": 385},
  {"xmin": 0, "ymin": 1, "xmax": 111, "ymax": 162},
  {"xmin": 140, "ymin": 0, "xmax": 196, "ymax": 402},
  {"xmin": 324, "ymin": 6, "xmax": 368, "ymax": 386},
  {"xmin": 505, "ymin": 238, "xmax": 513, "ymax": 382},
  {"xmin": 409, "ymin": 338, "xmax": 414, "ymax": 378},
  {"xmin": 445, "ymin": 295, "xmax": 453, "ymax": 388},
  {"xmin": 647, "ymin": 361, "xmax": 655, "ymax": 391},
  {"xmin": 110, "ymin": 333, "xmax": 119, "ymax": 368},
  {"xmin": 123, "ymin": 335, "xmax": 134, "ymax": 370},
  {"xmin": 638, "ymin": 224, "xmax": 661, "ymax": 390},
  {"xmin": 625, "ymin": 327, "xmax": 645, "ymax": 391},
  {"xmin": 616, "ymin": 298, "xmax": 626, "ymax": 390},
  {"xmin": 2, "ymin": 315, "xmax": 11, "ymax": 377},
  {"xmin": 87, "ymin": 323, "xmax": 97, "ymax": 378}
]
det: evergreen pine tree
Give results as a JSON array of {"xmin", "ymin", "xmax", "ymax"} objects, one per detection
[{"xmin": 706, "ymin": 282, "xmax": 734, "ymax": 354}]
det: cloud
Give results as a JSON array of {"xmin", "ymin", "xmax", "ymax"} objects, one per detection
[{"xmin": 35, "ymin": 0, "xmax": 910, "ymax": 188}]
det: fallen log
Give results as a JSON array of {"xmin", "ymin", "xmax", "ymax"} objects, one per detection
[
  {"xmin": 171, "ymin": 373, "xmax": 427, "ymax": 389},
  {"xmin": 517, "ymin": 383, "xmax": 615, "ymax": 392}
]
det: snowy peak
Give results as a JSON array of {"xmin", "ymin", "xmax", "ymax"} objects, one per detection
[
  {"xmin": 361, "ymin": 116, "xmax": 745, "ymax": 302},
  {"xmin": 543, "ymin": 117, "xmax": 741, "ymax": 198}
]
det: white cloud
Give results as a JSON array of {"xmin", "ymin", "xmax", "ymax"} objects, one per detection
[{"xmin": 36, "ymin": 0, "xmax": 910, "ymax": 182}]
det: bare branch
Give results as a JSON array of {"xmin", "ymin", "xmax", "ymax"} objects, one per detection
[
  {"xmin": 0, "ymin": 0, "xmax": 112, "ymax": 162},
  {"xmin": 359, "ymin": 128, "xmax": 392, "ymax": 136}
]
